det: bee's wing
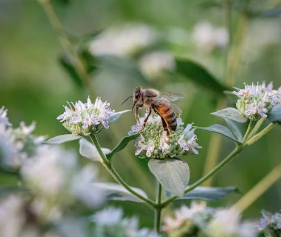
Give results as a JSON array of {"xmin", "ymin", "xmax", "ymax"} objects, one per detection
[
  {"xmin": 171, "ymin": 103, "xmax": 182, "ymax": 116},
  {"xmin": 159, "ymin": 91, "xmax": 184, "ymax": 101}
]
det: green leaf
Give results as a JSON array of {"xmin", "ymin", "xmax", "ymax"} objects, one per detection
[
  {"xmin": 199, "ymin": 124, "xmax": 241, "ymax": 143},
  {"xmin": 108, "ymin": 110, "xmax": 130, "ymax": 125},
  {"xmin": 212, "ymin": 107, "xmax": 247, "ymax": 123},
  {"xmin": 178, "ymin": 186, "xmax": 239, "ymax": 201},
  {"xmin": 45, "ymin": 134, "xmax": 82, "ymax": 145},
  {"xmin": 59, "ymin": 55, "xmax": 83, "ymax": 87},
  {"xmin": 107, "ymin": 133, "xmax": 140, "ymax": 159},
  {"xmin": 175, "ymin": 57, "xmax": 229, "ymax": 96},
  {"xmin": 91, "ymin": 182, "xmax": 148, "ymax": 203},
  {"xmin": 148, "ymin": 158, "xmax": 190, "ymax": 197},
  {"xmin": 224, "ymin": 118, "xmax": 243, "ymax": 142},
  {"xmin": 268, "ymin": 105, "xmax": 281, "ymax": 122},
  {"xmin": 79, "ymin": 138, "xmax": 110, "ymax": 161}
]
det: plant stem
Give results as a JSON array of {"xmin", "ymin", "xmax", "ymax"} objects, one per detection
[
  {"xmin": 227, "ymin": 12, "xmax": 248, "ymax": 85},
  {"xmin": 242, "ymin": 120, "xmax": 256, "ymax": 143},
  {"xmin": 233, "ymin": 162, "xmax": 281, "ymax": 213},
  {"xmin": 246, "ymin": 123, "xmax": 275, "ymax": 147},
  {"xmin": 90, "ymin": 134, "xmax": 156, "ymax": 208},
  {"xmin": 39, "ymin": 0, "xmax": 94, "ymax": 96},
  {"xmin": 154, "ymin": 182, "xmax": 162, "ymax": 233},
  {"xmin": 161, "ymin": 122, "xmax": 276, "ymax": 208},
  {"xmin": 161, "ymin": 145, "xmax": 242, "ymax": 207},
  {"xmin": 248, "ymin": 118, "xmax": 265, "ymax": 139},
  {"xmin": 202, "ymin": 10, "xmax": 249, "ymax": 186}
]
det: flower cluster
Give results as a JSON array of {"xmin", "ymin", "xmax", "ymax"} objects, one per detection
[
  {"xmin": 234, "ymin": 82, "xmax": 281, "ymax": 121},
  {"xmin": 21, "ymin": 146, "xmax": 105, "ymax": 220},
  {"xmin": 91, "ymin": 207, "xmax": 160, "ymax": 237},
  {"xmin": 259, "ymin": 209, "xmax": 281, "ymax": 236},
  {"xmin": 89, "ymin": 24, "xmax": 158, "ymax": 57},
  {"xmin": 57, "ymin": 97, "xmax": 114, "ymax": 136},
  {"xmin": 139, "ymin": 51, "xmax": 175, "ymax": 79},
  {"xmin": 0, "ymin": 107, "xmax": 45, "ymax": 169},
  {"xmin": 192, "ymin": 21, "xmax": 229, "ymax": 53},
  {"xmin": 163, "ymin": 202, "xmax": 258, "ymax": 237},
  {"xmin": 129, "ymin": 114, "xmax": 201, "ymax": 159}
]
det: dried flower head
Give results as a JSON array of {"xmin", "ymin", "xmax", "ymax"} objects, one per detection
[
  {"xmin": 234, "ymin": 82, "xmax": 281, "ymax": 121},
  {"xmin": 129, "ymin": 114, "xmax": 201, "ymax": 159},
  {"xmin": 57, "ymin": 97, "xmax": 114, "ymax": 136}
]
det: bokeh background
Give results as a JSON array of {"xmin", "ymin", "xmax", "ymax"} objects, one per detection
[{"xmin": 1, "ymin": 0, "xmax": 281, "ymax": 227}]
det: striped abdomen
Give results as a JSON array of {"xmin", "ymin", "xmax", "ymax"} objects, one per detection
[{"xmin": 154, "ymin": 100, "xmax": 177, "ymax": 131}]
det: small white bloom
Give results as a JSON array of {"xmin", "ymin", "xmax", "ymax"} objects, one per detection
[
  {"xmin": 0, "ymin": 106, "xmax": 11, "ymax": 127},
  {"xmin": 71, "ymin": 165, "xmax": 104, "ymax": 207},
  {"xmin": 159, "ymin": 131, "xmax": 170, "ymax": 154},
  {"xmin": 139, "ymin": 51, "xmax": 175, "ymax": 79},
  {"xmin": 192, "ymin": 21, "xmax": 229, "ymax": 52},
  {"xmin": 89, "ymin": 24, "xmax": 157, "ymax": 57},
  {"xmin": 146, "ymin": 139, "xmax": 155, "ymax": 157},
  {"xmin": 92, "ymin": 207, "xmax": 123, "ymax": 226},
  {"xmin": 21, "ymin": 146, "xmax": 77, "ymax": 197},
  {"xmin": 0, "ymin": 195, "xmax": 25, "ymax": 237},
  {"xmin": 57, "ymin": 96, "xmax": 114, "ymax": 135}
]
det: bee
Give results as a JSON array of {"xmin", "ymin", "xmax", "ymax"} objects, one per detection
[{"xmin": 122, "ymin": 87, "xmax": 184, "ymax": 136}]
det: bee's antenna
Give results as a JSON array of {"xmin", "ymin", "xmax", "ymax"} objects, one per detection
[{"xmin": 121, "ymin": 95, "xmax": 133, "ymax": 105}]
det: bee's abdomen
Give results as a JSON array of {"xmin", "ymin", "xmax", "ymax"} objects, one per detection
[{"xmin": 157, "ymin": 102, "xmax": 177, "ymax": 131}]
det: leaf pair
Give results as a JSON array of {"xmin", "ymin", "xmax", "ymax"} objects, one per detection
[{"xmin": 199, "ymin": 108, "xmax": 247, "ymax": 144}]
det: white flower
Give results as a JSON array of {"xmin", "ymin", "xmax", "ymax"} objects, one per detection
[
  {"xmin": 139, "ymin": 51, "xmax": 175, "ymax": 79},
  {"xmin": 89, "ymin": 24, "xmax": 157, "ymax": 57},
  {"xmin": 57, "ymin": 96, "xmax": 114, "ymax": 135},
  {"xmin": 129, "ymin": 113, "xmax": 201, "ymax": 159},
  {"xmin": 239, "ymin": 222, "xmax": 258, "ymax": 237},
  {"xmin": 163, "ymin": 201, "xmax": 206, "ymax": 232},
  {"xmin": 21, "ymin": 146, "xmax": 77, "ymax": 197},
  {"xmin": 234, "ymin": 82, "xmax": 281, "ymax": 121},
  {"xmin": 71, "ymin": 165, "xmax": 104, "ymax": 207},
  {"xmin": 192, "ymin": 21, "xmax": 228, "ymax": 52},
  {"xmin": 0, "ymin": 195, "xmax": 25, "ymax": 237},
  {"xmin": 0, "ymin": 106, "xmax": 11, "ymax": 127},
  {"xmin": 178, "ymin": 123, "xmax": 201, "ymax": 154},
  {"xmin": 91, "ymin": 207, "xmax": 123, "ymax": 226}
]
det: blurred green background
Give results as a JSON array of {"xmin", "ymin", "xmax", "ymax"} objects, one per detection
[{"xmin": 1, "ymin": 0, "xmax": 281, "ymax": 227}]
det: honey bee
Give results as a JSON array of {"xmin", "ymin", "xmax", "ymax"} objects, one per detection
[{"xmin": 122, "ymin": 87, "xmax": 184, "ymax": 136}]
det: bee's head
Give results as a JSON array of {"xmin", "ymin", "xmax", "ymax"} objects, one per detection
[{"xmin": 133, "ymin": 87, "xmax": 142, "ymax": 103}]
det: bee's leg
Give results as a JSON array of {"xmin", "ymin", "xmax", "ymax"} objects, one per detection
[
  {"xmin": 141, "ymin": 107, "xmax": 152, "ymax": 131},
  {"xmin": 135, "ymin": 104, "xmax": 141, "ymax": 123}
]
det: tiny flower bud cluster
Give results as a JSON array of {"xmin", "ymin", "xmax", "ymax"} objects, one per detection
[
  {"xmin": 128, "ymin": 114, "xmax": 201, "ymax": 159},
  {"xmin": 259, "ymin": 210, "xmax": 281, "ymax": 237},
  {"xmin": 234, "ymin": 82, "xmax": 281, "ymax": 121},
  {"xmin": 91, "ymin": 207, "xmax": 160, "ymax": 237},
  {"xmin": 163, "ymin": 202, "xmax": 258, "ymax": 237},
  {"xmin": 57, "ymin": 97, "xmax": 114, "ymax": 136}
]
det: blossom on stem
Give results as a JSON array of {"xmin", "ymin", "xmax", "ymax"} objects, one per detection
[
  {"xmin": 129, "ymin": 114, "xmax": 201, "ymax": 159},
  {"xmin": 259, "ymin": 210, "xmax": 281, "ymax": 236},
  {"xmin": 57, "ymin": 97, "xmax": 114, "ymax": 136},
  {"xmin": 234, "ymin": 82, "xmax": 281, "ymax": 121}
]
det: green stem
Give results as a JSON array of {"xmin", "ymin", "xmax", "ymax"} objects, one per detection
[
  {"xmin": 162, "ymin": 122, "xmax": 276, "ymax": 208},
  {"xmin": 233, "ymin": 162, "xmax": 281, "ymax": 213},
  {"xmin": 154, "ymin": 182, "xmax": 162, "ymax": 233},
  {"xmin": 227, "ymin": 12, "xmax": 249, "ymax": 85},
  {"xmin": 248, "ymin": 118, "xmax": 265, "ymax": 139},
  {"xmin": 90, "ymin": 134, "xmax": 156, "ymax": 208},
  {"xmin": 39, "ymin": 0, "xmax": 94, "ymax": 97},
  {"xmin": 242, "ymin": 120, "xmax": 256, "ymax": 143},
  {"xmin": 161, "ymin": 145, "xmax": 242, "ymax": 208},
  {"xmin": 246, "ymin": 123, "xmax": 275, "ymax": 147}
]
